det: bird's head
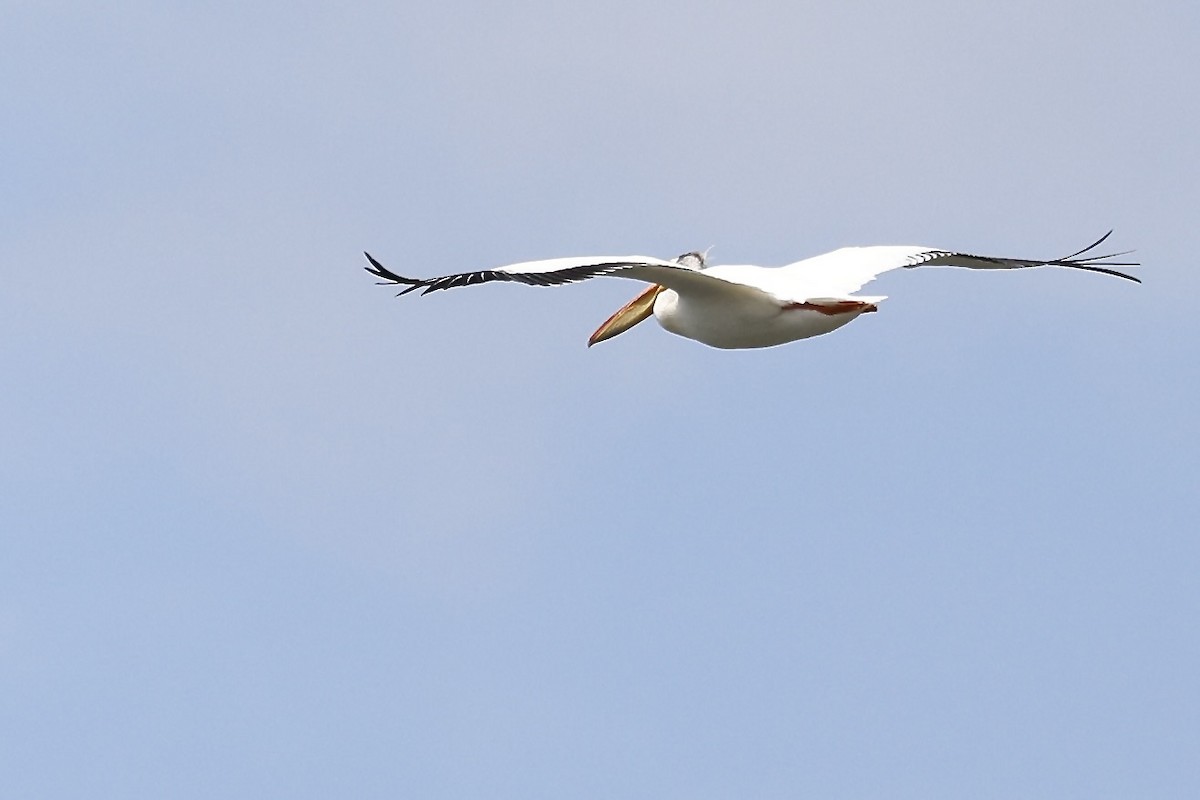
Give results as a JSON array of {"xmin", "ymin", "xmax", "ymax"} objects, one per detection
[
  {"xmin": 674, "ymin": 247, "xmax": 712, "ymax": 269},
  {"xmin": 587, "ymin": 248, "xmax": 708, "ymax": 347}
]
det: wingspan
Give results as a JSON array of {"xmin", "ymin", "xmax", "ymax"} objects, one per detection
[
  {"xmin": 777, "ymin": 231, "xmax": 1140, "ymax": 298},
  {"xmin": 363, "ymin": 251, "xmax": 769, "ymax": 299},
  {"xmin": 363, "ymin": 253, "xmax": 673, "ymax": 295}
]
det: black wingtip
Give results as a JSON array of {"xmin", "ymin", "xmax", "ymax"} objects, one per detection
[
  {"xmin": 1052, "ymin": 231, "xmax": 1141, "ymax": 283},
  {"xmin": 362, "ymin": 251, "xmax": 429, "ymax": 295},
  {"xmin": 363, "ymin": 251, "xmax": 387, "ymax": 277}
]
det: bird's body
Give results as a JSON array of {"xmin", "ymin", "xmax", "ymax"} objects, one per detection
[
  {"xmin": 364, "ymin": 234, "xmax": 1138, "ymax": 350},
  {"xmin": 649, "ymin": 269, "xmax": 878, "ymax": 349}
]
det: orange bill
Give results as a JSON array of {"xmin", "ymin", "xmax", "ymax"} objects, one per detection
[{"xmin": 587, "ymin": 285, "xmax": 665, "ymax": 347}]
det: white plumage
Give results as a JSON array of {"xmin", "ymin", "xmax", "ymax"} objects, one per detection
[{"xmin": 364, "ymin": 232, "xmax": 1138, "ymax": 350}]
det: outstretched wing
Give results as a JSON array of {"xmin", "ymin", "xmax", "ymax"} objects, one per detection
[
  {"xmin": 776, "ymin": 231, "xmax": 1140, "ymax": 298},
  {"xmin": 363, "ymin": 252, "xmax": 767, "ymax": 299}
]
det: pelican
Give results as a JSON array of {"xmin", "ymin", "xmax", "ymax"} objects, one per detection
[{"xmin": 364, "ymin": 232, "xmax": 1138, "ymax": 349}]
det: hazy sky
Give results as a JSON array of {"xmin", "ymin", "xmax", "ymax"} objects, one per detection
[{"xmin": 4, "ymin": 1, "xmax": 1198, "ymax": 797}]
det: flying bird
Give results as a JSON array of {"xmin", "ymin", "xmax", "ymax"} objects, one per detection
[{"xmin": 364, "ymin": 232, "xmax": 1138, "ymax": 350}]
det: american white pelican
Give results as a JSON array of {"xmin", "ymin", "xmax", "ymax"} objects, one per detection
[{"xmin": 364, "ymin": 232, "xmax": 1138, "ymax": 349}]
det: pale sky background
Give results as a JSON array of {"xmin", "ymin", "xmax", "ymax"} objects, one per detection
[{"xmin": 3, "ymin": 1, "xmax": 1198, "ymax": 797}]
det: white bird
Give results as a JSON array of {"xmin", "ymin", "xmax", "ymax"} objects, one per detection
[{"xmin": 364, "ymin": 232, "xmax": 1138, "ymax": 350}]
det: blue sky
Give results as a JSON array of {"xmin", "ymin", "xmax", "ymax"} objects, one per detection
[{"xmin": 3, "ymin": 1, "xmax": 1198, "ymax": 797}]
